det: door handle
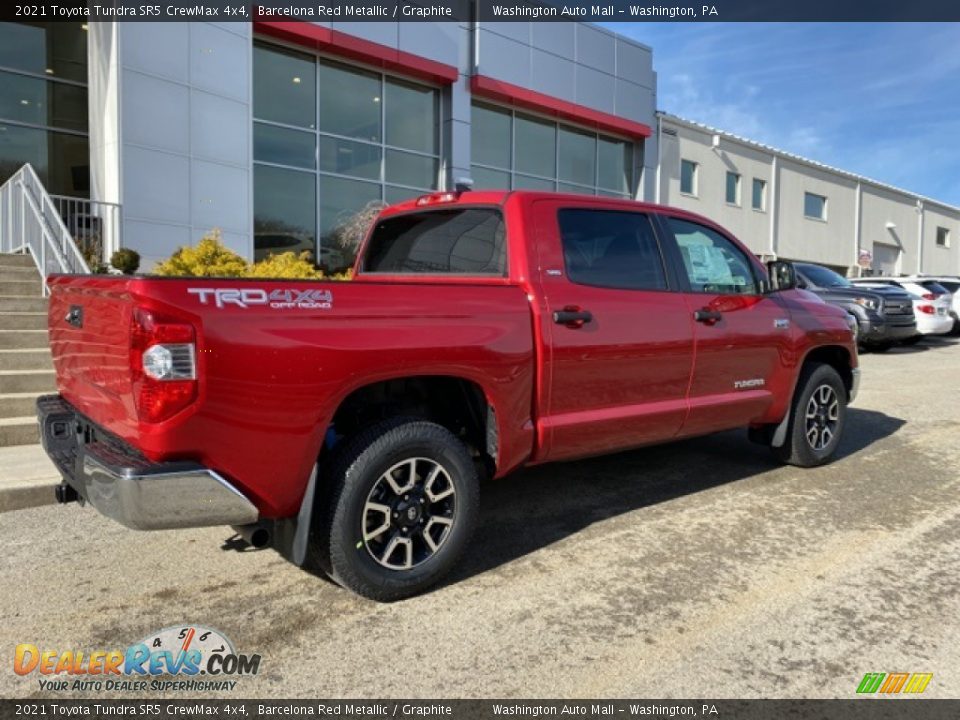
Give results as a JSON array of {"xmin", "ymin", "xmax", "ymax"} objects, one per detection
[
  {"xmin": 694, "ymin": 309, "xmax": 723, "ymax": 324},
  {"xmin": 553, "ymin": 307, "xmax": 593, "ymax": 328}
]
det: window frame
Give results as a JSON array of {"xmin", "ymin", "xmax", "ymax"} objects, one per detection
[
  {"xmin": 252, "ymin": 39, "xmax": 444, "ymax": 269},
  {"xmin": 725, "ymin": 171, "xmax": 741, "ymax": 207},
  {"xmin": 803, "ymin": 191, "xmax": 828, "ymax": 222},
  {"xmin": 658, "ymin": 213, "xmax": 764, "ymax": 296},
  {"xmin": 358, "ymin": 205, "xmax": 509, "ymax": 278},
  {"xmin": 470, "ymin": 100, "xmax": 636, "ymax": 199},
  {"xmin": 680, "ymin": 159, "xmax": 699, "ymax": 197},
  {"xmin": 555, "ymin": 207, "xmax": 673, "ymax": 293},
  {"xmin": 935, "ymin": 226, "xmax": 951, "ymax": 248},
  {"xmin": 751, "ymin": 178, "xmax": 767, "ymax": 212}
]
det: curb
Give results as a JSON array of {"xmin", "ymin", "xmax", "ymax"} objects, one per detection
[
  {"xmin": 0, "ymin": 480, "xmax": 58, "ymax": 513},
  {"xmin": 0, "ymin": 443, "xmax": 62, "ymax": 514}
]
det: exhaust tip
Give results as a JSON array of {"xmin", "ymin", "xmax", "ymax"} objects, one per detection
[{"xmin": 232, "ymin": 522, "xmax": 271, "ymax": 549}]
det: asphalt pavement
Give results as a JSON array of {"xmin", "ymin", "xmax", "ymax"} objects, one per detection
[{"xmin": 2, "ymin": 336, "xmax": 959, "ymax": 699}]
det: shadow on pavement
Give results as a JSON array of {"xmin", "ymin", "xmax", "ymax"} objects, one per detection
[
  {"xmin": 452, "ymin": 407, "xmax": 905, "ymax": 584},
  {"xmin": 882, "ymin": 335, "xmax": 959, "ymax": 354}
]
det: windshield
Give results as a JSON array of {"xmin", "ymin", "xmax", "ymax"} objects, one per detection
[{"xmin": 797, "ymin": 264, "xmax": 851, "ymax": 288}]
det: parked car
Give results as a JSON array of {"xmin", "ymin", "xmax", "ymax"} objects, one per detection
[
  {"xmin": 850, "ymin": 277, "xmax": 953, "ymax": 341},
  {"xmin": 38, "ymin": 191, "xmax": 859, "ymax": 600},
  {"xmin": 902, "ymin": 276, "xmax": 959, "ymax": 334},
  {"xmin": 793, "ymin": 263, "xmax": 916, "ymax": 351}
]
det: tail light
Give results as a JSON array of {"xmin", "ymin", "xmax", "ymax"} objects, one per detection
[
  {"xmin": 921, "ymin": 292, "xmax": 936, "ymax": 300},
  {"xmin": 917, "ymin": 304, "xmax": 935, "ymax": 315},
  {"xmin": 130, "ymin": 307, "xmax": 197, "ymax": 423}
]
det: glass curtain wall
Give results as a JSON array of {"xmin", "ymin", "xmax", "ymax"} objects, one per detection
[
  {"xmin": 253, "ymin": 42, "xmax": 441, "ymax": 272},
  {"xmin": 0, "ymin": 21, "xmax": 89, "ymax": 196},
  {"xmin": 470, "ymin": 101, "xmax": 635, "ymax": 198}
]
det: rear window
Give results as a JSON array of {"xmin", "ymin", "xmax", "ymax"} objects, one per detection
[
  {"xmin": 920, "ymin": 281, "xmax": 950, "ymax": 295},
  {"xmin": 362, "ymin": 208, "xmax": 506, "ymax": 275}
]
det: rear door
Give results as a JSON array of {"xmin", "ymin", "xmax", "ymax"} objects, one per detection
[
  {"xmin": 658, "ymin": 215, "xmax": 793, "ymax": 437},
  {"xmin": 532, "ymin": 199, "xmax": 695, "ymax": 461}
]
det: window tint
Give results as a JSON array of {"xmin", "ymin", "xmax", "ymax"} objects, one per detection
[
  {"xmin": 680, "ymin": 159, "xmax": 697, "ymax": 195},
  {"xmin": 558, "ymin": 209, "xmax": 668, "ymax": 291},
  {"xmin": 668, "ymin": 218, "xmax": 759, "ymax": 294},
  {"xmin": 752, "ymin": 178, "xmax": 766, "ymax": 211},
  {"xmin": 363, "ymin": 208, "xmax": 506, "ymax": 275},
  {"xmin": 804, "ymin": 192, "xmax": 827, "ymax": 220},
  {"xmin": 726, "ymin": 172, "xmax": 740, "ymax": 205}
]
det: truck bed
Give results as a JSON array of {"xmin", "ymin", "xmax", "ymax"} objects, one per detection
[{"xmin": 47, "ymin": 274, "xmax": 535, "ymax": 517}]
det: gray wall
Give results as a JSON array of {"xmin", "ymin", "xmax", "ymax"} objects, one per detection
[{"xmin": 90, "ymin": 22, "xmax": 254, "ymax": 269}]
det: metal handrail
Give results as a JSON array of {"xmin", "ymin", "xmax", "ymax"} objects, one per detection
[{"xmin": 0, "ymin": 164, "xmax": 93, "ymax": 294}]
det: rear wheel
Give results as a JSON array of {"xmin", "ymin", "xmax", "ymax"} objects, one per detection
[
  {"xmin": 312, "ymin": 418, "xmax": 479, "ymax": 601},
  {"xmin": 772, "ymin": 363, "xmax": 847, "ymax": 467}
]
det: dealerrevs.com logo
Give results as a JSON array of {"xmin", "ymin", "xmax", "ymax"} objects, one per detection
[{"xmin": 13, "ymin": 625, "xmax": 261, "ymax": 693}]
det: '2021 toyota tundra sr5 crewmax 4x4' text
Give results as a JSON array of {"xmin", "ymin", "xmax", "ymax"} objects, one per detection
[{"xmin": 37, "ymin": 191, "xmax": 860, "ymax": 600}]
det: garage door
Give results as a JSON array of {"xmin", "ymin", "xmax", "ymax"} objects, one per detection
[{"xmin": 872, "ymin": 243, "xmax": 900, "ymax": 275}]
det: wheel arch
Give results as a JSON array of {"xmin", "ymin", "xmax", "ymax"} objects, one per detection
[{"xmin": 324, "ymin": 374, "xmax": 500, "ymax": 477}]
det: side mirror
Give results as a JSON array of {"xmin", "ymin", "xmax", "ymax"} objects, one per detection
[{"xmin": 766, "ymin": 260, "xmax": 797, "ymax": 292}]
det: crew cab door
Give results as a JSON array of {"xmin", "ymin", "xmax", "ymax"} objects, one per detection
[
  {"xmin": 658, "ymin": 215, "xmax": 792, "ymax": 436},
  {"xmin": 532, "ymin": 200, "xmax": 695, "ymax": 462}
]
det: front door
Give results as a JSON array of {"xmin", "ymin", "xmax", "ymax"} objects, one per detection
[
  {"xmin": 533, "ymin": 200, "xmax": 695, "ymax": 462},
  {"xmin": 661, "ymin": 215, "xmax": 793, "ymax": 437}
]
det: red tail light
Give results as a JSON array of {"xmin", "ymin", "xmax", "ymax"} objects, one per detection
[
  {"xmin": 921, "ymin": 292, "xmax": 936, "ymax": 300},
  {"xmin": 917, "ymin": 304, "xmax": 935, "ymax": 315},
  {"xmin": 130, "ymin": 308, "xmax": 197, "ymax": 423}
]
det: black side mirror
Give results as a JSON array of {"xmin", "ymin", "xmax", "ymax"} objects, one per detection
[{"xmin": 766, "ymin": 260, "xmax": 797, "ymax": 292}]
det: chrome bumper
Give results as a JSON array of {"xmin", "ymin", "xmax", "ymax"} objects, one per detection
[
  {"xmin": 38, "ymin": 395, "xmax": 258, "ymax": 531},
  {"xmin": 849, "ymin": 367, "xmax": 861, "ymax": 404}
]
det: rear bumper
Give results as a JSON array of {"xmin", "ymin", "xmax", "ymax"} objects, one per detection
[{"xmin": 37, "ymin": 395, "xmax": 258, "ymax": 530}]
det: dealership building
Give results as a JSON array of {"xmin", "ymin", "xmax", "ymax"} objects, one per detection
[
  {"xmin": 0, "ymin": 18, "xmax": 957, "ymax": 278},
  {"xmin": 0, "ymin": 19, "xmax": 656, "ymax": 271}
]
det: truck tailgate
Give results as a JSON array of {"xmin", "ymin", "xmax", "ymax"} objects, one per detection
[{"xmin": 48, "ymin": 275, "xmax": 139, "ymax": 433}]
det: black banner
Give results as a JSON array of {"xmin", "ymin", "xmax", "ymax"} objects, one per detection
[
  {"xmin": 4, "ymin": 0, "xmax": 960, "ymax": 22},
  {"xmin": 3, "ymin": 700, "xmax": 960, "ymax": 720}
]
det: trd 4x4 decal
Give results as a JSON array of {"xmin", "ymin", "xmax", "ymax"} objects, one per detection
[{"xmin": 187, "ymin": 288, "xmax": 333, "ymax": 310}]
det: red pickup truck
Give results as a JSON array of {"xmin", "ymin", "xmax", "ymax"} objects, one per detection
[{"xmin": 39, "ymin": 190, "xmax": 859, "ymax": 600}]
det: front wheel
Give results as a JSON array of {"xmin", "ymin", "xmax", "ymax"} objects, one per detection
[
  {"xmin": 772, "ymin": 363, "xmax": 847, "ymax": 467},
  {"xmin": 313, "ymin": 418, "xmax": 479, "ymax": 601}
]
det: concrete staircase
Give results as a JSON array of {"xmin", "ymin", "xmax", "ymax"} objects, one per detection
[{"xmin": 0, "ymin": 253, "xmax": 52, "ymax": 448}]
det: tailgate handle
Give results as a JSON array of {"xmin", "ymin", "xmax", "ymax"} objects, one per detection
[{"xmin": 66, "ymin": 305, "xmax": 83, "ymax": 328}]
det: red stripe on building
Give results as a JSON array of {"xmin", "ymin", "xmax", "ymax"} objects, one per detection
[
  {"xmin": 471, "ymin": 75, "xmax": 652, "ymax": 139},
  {"xmin": 254, "ymin": 21, "xmax": 459, "ymax": 85}
]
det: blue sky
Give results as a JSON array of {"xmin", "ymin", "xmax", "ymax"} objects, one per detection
[{"xmin": 601, "ymin": 23, "xmax": 960, "ymax": 206}]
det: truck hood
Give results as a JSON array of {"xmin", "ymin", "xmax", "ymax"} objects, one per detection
[{"xmin": 812, "ymin": 285, "xmax": 911, "ymax": 304}]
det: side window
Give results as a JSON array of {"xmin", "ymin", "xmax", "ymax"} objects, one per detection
[
  {"xmin": 667, "ymin": 218, "xmax": 760, "ymax": 294},
  {"xmin": 557, "ymin": 209, "xmax": 668, "ymax": 291}
]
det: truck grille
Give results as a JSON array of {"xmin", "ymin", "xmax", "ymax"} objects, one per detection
[{"xmin": 884, "ymin": 299, "xmax": 913, "ymax": 316}]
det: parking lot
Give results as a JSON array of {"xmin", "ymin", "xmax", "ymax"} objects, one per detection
[{"xmin": 3, "ymin": 336, "xmax": 960, "ymax": 699}]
